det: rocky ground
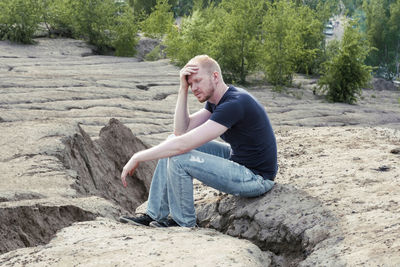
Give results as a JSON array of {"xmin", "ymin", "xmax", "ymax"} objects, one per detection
[{"xmin": 0, "ymin": 38, "xmax": 399, "ymax": 266}]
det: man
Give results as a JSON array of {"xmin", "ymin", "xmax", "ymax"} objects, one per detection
[{"xmin": 120, "ymin": 55, "xmax": 277, "ymax": 228}]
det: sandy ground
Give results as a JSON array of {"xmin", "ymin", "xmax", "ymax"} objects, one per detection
[{"xmin": 0, "ymin": 38, "xmax": 400, "ymax": 266}]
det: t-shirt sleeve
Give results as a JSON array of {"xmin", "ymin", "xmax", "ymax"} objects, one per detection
[
  {"xmin": 209, "ymin": 100, "xmax": 244, "ymax": 128},
  {"xmin": 205, "ymin": 101, "xmax": 212, "ymax": 113}
]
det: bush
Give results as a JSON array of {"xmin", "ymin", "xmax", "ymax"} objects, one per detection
[
  {"xmin": 164, "ymin": 9, "xmax": 212, "ymax": 66},
  {"xmin": 165, "ymin": 0, "xmax": 264, "ymax": 84},
  {"xmin": 112, "ymin": 6, "xmax": 139, "ymax": 57},
  {"xmin": 145, "ymin": 45, "xmax": 163, "ymax": 61},
  {"xmin": 42, "ymin": 0, "xmax": 75, "ymax": 37},
  {"xmin": 68, "ymin": 0, "xmax": 120, "ymax": 53},
  {"xmin": 211, "ymin": 0, "xmax": 264, "ymax": 84},
  {"xmin": 1, "ymin": 0, "xmax": 139, "ymax": 56},
  {"xmin": 141, "ymin": 0, "xmax": 174, "ymax": 39},
  {"xmin": 0, "ymin": 0, "xmax": 43, "ymax": 44},
  {"xmin": 318, "ymin": 22, "xmax": 372, "ymax": 104},
  {"xmin": 261, "ymin": 1, "xmax": 298, "ymax": 86},
  {"xmin": 164, "ymin": 0, "xmax": 334, "ymax": 85}
]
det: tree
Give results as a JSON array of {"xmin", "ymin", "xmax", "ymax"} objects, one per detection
[
  {"xmin": 164, "ymin": 0, "xmax": 335, "ymax": 85},
  {"xmin": 363, "ymin": 0, "xmax": 399, "ymax": 79},
  {"xmin": 388, "ymin": 0, "xmax": 400, "ymax": 79},
  {"xmin": 342, "ymin": 0, "xmax": 364, "ymax": 15},
  {"xmin": 164, "ymin": 8, "xmax": 214, "ymax": 66},
  {"xmin": 261, "ymin": 1, "xmax": 299, "ymax": 86},
  {"xmin": 210, "ymin": 0, "xmax": 264, "ymax": 83},
  {"xmin": 141, "ymin": 0, "xmax": 174, "ymax": 39},
  {"xmin": 318, "ymin": 22, "xmax": 372, "ymax": 104},
  {"xmin": 165, "ymin": 0, "xmax": 264, "ymax": 84},
  {"xmin": 292, "ymin": 4, "xmax": 325, "ymax": 75},
  {"xmin": 129, "ymin": 0, "xmax": 177, "ymax": 15},
  {"xmin": 112, "ymin": 5, "xmax": 139, "ymax": 57},
  {"xmin": 47, "ymin": 0, "xmax": 138, "ymax": 56}
]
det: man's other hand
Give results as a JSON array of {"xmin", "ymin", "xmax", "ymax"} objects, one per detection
[{"xmin": 121, "ymin": 156, "xmax": 140, "ymax": 187}]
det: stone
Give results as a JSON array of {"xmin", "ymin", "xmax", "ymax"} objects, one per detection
[
  {"xmin": 61, "ymin": 118, "xmax": 156, "ymax": 213},
  {"xmin": 0, "ymin": 218, "xmax": 272, "ymax": 267}
]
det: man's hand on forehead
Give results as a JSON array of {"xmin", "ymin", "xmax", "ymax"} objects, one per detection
[
  {"xmin": 179, "ymin": 64, "xmax": 199, "ymax": 89},
  {"xmin": 184, "ymin": 64, "xmax": 199, "ymax": 73},
  {"xmin": 181, "ymin": 65, "xmax": 199, "ymax": 80}
]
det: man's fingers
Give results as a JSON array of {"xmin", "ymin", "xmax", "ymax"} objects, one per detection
[
  {"xmin": 121, "ymin": 171, "xmax": 128, "ymax": 187},
  {"xmin": 180, "ymin": 66, "xmax": 198, "ymax": 77},
  {"xmin": 184, "ymin": 64, "xmax": 199, "ymax": 69},
  {"xmin": 121, "ymin": 176, "xmax": 127, "ymax": 187}
]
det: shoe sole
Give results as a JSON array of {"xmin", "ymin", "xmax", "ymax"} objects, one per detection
[
  {"xmin": 119, "ymin": 217, "xmax": 151, "ymax": 227},
  {"xmin": 149, "ymin": 221, "xmax": 165, "ymax": 228},
  {"xmin": 149, "ymin": 220, "xmax": 181, "ymax": 228}
]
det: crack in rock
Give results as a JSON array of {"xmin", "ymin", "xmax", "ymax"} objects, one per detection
[
  {"xmin": 59, "ymin": 118, "xmax": 156, "ymax": 213},
  {"xmin": 196, "ymin": 184, "xmax": 339, "ymax": 266},
  {"xmin": 0, "ymin": 205, "xmax": 96, "ymax": 254}
]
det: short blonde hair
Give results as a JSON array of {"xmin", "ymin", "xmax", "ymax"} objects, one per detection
[{"xmin": 188, "ymin": 55, "xmax": 222, "ymax": 75}]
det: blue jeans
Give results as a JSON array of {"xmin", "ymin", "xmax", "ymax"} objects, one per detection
[{"xmin": 146, "ymin": 139, "xmax": 275, "ymax": 227}]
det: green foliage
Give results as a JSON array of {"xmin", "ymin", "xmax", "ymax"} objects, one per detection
[
  {"xmin": 363, "ymin": 0, "xmax": 400, "ymax": 79},
  {"xmin": 211, "ymin": 0, "xmax": 264, "ymax": 83},
  {"xmin": 261, "ymin": 1, "xmax": 298, "ymax": 86},
  {"xmin": 165, "ymin": 0, "xmax": 264, "ymax": 84},
  {"xmin": 1, "ymin": 0, "xmax": 139, "ymax": 56},
  {"xmin": 129, "ymin": 0, "xmax": 157, "ymax": 15},
  {"xmin": 261, "ymin": 1, "xmax": 324, "ymax": 85},
  {"xmin": 129, "ymin": 0, "xmax": 177, "ymax": 15},
  {"xmin": 141, "ymin": 0, "xmax": 174, "ymax": 39},
  {"xmin": 145, "ymin": 45, "xmax": 163, "ymax": 61},
  {"xmin": 318, "ymin": 22, "xmax": 372, "ymax": 104},
  {"xmin": 293, "ymin": 5, "xmax": 324, "ymax": 75},
  {"xmin": 0, "ymin": 0, "xmax": 43, "ymax": 44},
  {"xmin": 388, "ymin": 0, "xmax": 400, "ymax": 79},
  {"xmin": 313, "ymin": 0, "xmax": 339, "ymax": 22},
  {"xmin": 42, "ymin": 0, "xmax": 76, "ymax": 37},
  {"xmin": 112, "ymin": 5, "xmax": 139, "ymax": 57},
  {"xmin": 164, "ymin": 8, "xmax": 215, "ymax": 66},
  {"xmin": 342, "ymin": 0, "xmax": 364, "ymax": 15},
  {"xmin": 164, "ymin": 0, "xmax": 330, "ymax": 85},
  {"xmin": 68, "ymin": 0, "xmax": 119, "ymax": 53}
]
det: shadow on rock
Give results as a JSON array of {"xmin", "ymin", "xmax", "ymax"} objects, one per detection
[
  {"xmin": 0, "ymin": 205, "xmax": 96, "ymax": 254},
  {"xmin": 60, "ymin": 118, "xmax": 156, "ymax": 214},
  {"xmin": 196, "ymin": 183, "xmax": 343, "ymax": 266}
]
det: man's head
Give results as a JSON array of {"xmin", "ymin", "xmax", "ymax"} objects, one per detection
[
  {"xmin": 186, "ymin": 55, "xmax": 225, "ymax": 103},
  {"xmin": 187, "ymin": 55, "xmax": 222, "ymax": 76}
]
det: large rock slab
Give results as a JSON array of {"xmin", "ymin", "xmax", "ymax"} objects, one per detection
[
  {"xmin": 194, "ymin": 126, "xmax": 400, "ymax": 266},
  {"xmin": 0, "ymin": 218, "xmax": 271, "ymax": 267},
  {"xmin": 196, "ymin": 184, "xmax": 337, "ymax": 266}
]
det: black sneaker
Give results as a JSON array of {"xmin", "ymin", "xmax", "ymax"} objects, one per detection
[
  {"xmin": 119, "ymin": 214, "xmax": 154, "ymax": 226},
  {"xmin": 149, "ymin": 218, "xmax": 180, "ymax": 228}
]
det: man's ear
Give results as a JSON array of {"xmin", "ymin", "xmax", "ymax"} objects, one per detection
[{"xmin": 212, "ymin": 71, "xmax": 219, "ymax": 81}]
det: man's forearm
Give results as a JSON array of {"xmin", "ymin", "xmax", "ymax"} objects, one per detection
[
  {"xmin": 173, "ymin": 87, "xmax": 190, "ymax": 135},
  {"xmin": 134, "ymin": 135, "xmax": 190, "ymax": 163}
]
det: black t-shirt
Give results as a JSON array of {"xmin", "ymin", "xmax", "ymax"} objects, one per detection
[{"xmin": 205, "ymin": 85, "xmax": 278, "ymax": 180}]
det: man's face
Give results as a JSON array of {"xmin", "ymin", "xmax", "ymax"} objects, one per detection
[{"xmin": 187, "ymin": 66, "xmax": 214, "ymax": 103}]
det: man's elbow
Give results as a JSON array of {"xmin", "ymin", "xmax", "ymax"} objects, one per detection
[{"xmin": 173, "ymin": 129, "xmax": 184, "ymax": 136}]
